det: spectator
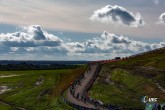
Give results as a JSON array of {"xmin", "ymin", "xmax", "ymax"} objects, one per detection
[{"xmin": 76, "ymin": 93, "xmax": 80, "ymax": 99}]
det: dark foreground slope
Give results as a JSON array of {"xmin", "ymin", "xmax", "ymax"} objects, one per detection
[{"xmin": 90, "ymin": 48, "xmax": 165, "ymax": 109}]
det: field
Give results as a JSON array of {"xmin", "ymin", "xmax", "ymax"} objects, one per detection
[
  {"xmin": 1, "ymin": 48, "xmax": 165, "ymax": 109},
  {"xmin": 0, "ymin": 66, "xmax": 87, "ymax": 110},
  {"xmin": 89, "ymin": 48, "xmax": 165, "ymax": 109},
  {"xmin": 0, "ymin": 104, "xmax": 11, "ymax": 110}
]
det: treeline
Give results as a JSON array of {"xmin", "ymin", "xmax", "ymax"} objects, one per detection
[{"xmin": 0, "ymin": 63, "xmax": 82, "ymax": 71}]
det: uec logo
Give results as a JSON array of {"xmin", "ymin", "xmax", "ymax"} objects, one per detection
[{"xmin": 142, "ymin": 96, "xmax": 158, "ymax": 103}]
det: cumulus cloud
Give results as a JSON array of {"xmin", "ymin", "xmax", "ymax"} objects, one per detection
[
  {"xmin": 0, "ymin": 25, "xmax": 164, "ymax": 60},
  {"xmin": 0, "ymin": 25, "xmax": 63, "ymax": 47},
  {"xmin": 90, "ymin": 5, "xmax": 145, "ymax": 27},
  {"xmin": 65, "ymin": 31, "xmax": 164, "ymax": 58},
  {"xmin": 157, "ymin": 13, "xmax": 165, "ymax": 24},
  {"xmin": 0, "ymin": 25, "xmax": 67, "ymax": 54}
]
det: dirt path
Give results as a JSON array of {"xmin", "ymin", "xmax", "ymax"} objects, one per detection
[
  {"xmin": 0, "ymin": 74, "xmax": 23, "ymax": 78},
  {"xmin": 0, "ymin": 74, "xmax": 26, "ymax": 110}
]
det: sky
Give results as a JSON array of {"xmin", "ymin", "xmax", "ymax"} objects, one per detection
[{"xmin": 0, "ymin": 0, "xmax": 165, "ymax": 60}]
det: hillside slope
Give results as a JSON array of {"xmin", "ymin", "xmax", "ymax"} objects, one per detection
[
  {"xmin": 0, "ymin": 66, "xmax": 87, "ymax": 110},
  {"xmin": 112, "ymin": 47, "xmax": 165, "ymax": 69},
  {"xmin": 90, "ymin": 47, "xmax": 165, "ymax": 109}
]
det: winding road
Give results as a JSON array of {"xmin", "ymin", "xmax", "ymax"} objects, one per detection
[
  {"xmin": 64, "ymin": 63, "xmax": 117, "ymax": 110},
  {"xmin": 66, "ymin": 63, "xmax": 97, "ymax": 109}
]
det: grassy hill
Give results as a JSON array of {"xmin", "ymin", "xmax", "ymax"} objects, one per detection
[
  {"xmin": 0, "ymin": 66, "xmax": 87, "ymax": 110},
  {"xmin": 89, "ymin": 47, "xmax": 165, "ymax": 109}
]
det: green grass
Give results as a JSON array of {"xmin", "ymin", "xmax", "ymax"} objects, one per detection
[
  {"xmin": 90, "ymin": 48, "xmax": 165, "ymax": 109},
  {"xmin": 0, "ymin": 66, "xmax": 86, "ymax": 110},
  {"xmin": 109, "ymin": 48, "xmax": 165, "ymax": 69},
  {"xmin": 90, "ymin": 68, "xmax": 165, "ymax": 108},
  {"xmin": 0, "ymin": 104, "xmax": 11, "ymax": 110},
  {"xmin": 105, "ymin": 48, "xmax": 165, "ymax": 88},
  {"xmin": 90, "ymin": 83, "xmax": 144, "ymax": 108}
]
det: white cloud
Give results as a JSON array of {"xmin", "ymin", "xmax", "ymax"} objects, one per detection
[
  {"xmin": 65, "ymin": 42, "xmax": 85, "ymax": 53},
  {"xmin": 0, "ymin": 25, "xmax": 63, "ymax": 47},
  {"xmin": 90, "ymin": 5, "xmax": 145, "ymax": 27},
  {"xmin": 157, "ymin": 13, "xmax": 165, "ymax": 24},
  {"xmin": 0, "ymin": 25, "xmax": 68, "ymax": 55},
  {"xmin": 64, "ymin": 31, "xmax": 164, "ymax": 58},
  {"xmin": 0, "ymin": 25, "xmax": 164, "ymax": 60}
]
